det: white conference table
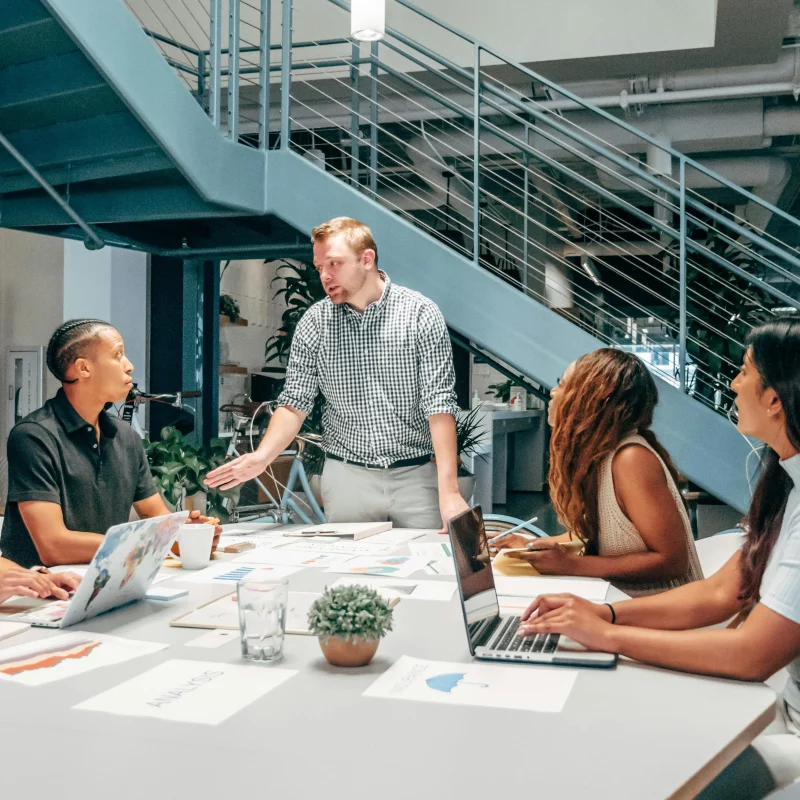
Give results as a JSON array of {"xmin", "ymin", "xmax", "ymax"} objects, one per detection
[{"xmin": 0, "ymin": 526, "xmax": 777, "ymax": 800}]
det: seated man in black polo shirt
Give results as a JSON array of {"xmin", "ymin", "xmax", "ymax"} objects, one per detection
[{"xmin": 0, "ymin": 319, "xmax": 220, "ymax": 568}]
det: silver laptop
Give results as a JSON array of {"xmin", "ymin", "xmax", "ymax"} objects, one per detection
[
  {"xmin": 11, "ymin": 511, "xmax": 189, "ymax": 628},
  {"xmin": 448, "ymin": 506, "xmax": 616, "ymax": 668}
]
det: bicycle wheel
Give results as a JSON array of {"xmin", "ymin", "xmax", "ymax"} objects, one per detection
[{"xmin": 482, "ymin": 514, "xmax": 548, "ymax": 538}]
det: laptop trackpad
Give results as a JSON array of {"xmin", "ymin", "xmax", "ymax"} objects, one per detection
[{"xmin": 557, "ymin": 636, "xmax": 591, "ymax": 652}]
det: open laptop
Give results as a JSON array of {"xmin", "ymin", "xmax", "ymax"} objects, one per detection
[
  {"xmin": 448, "ymin": 506, "xmax": 616, "ymax": 668},
  {"xmin": 10, "ymin": 511, "xmax": 189, "ymax": 628}
]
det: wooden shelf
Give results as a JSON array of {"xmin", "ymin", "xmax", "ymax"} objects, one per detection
[
  {"xmin": 219, "ymin": 364, "xmax": 248, "ymax": 375},
  {"xmin": 220, "ymin": 315, "xmax": 248, "ymax": 327}
]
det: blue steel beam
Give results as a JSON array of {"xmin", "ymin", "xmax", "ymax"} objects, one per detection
[
  {"xmin": 0, "ymin": 113, "xmax": 158, "ymax": 176},
  {"xmin": 43, "ymin": 0, "xmax": 266, "ymax": 214},
  {"xmin": 266, "ymin": 149, "xmax": 752, "ymax": 511},
  {"xmin": 0, "ymin": 185, "xmax": 237, "ymax": 226}
]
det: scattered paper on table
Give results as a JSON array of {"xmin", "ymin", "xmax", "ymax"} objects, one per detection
[
  {"xmin": 330, "ymin": 576, "xmax": 456, "ymax": 602},
  {"xmin": 409, "ymin": 542, "xmax": 452, "ymax": 560},
  {"xmin": 185, "ymin": 629, "xmax": 239, "ymax": 649},
  {"xmin": 0, "ymin": 632, "xmax": 167, "ymax": 686},
  {"xmin": 423, "ymin": 559, "xmax": 456, "ymax": 576},
  {"xmin": 234, "ymin": 547, "xmax": 353, "ymax": 568},
  {"xmin": 364, "ymin": 655, "xmax": 577, "ymax": 713},
  {"xmin": 285, "ymin": 592, "xmax": 320, "ymax": 635},
  {"xmin": 171, "ymin": 590, "xmax": 318, "ymax": 634},
  {"xmin": 493, "ymin": 576, "xmax": 609, "ymax": 602},
  {"xmin": 325, "ymin": 556, "xmax": 430, "ymax": 578},
  {"xmin": 0, "ymin": 621, "xmax": 30, "ymax": 642},
  {"xmin": 74, "ymin": 659, "xmax": 296, "ymax": 725},
  {"xmin": 367, "ymin": 529, "xmax": 430, "ymax": 544},
  {"xmin": 279, "ymin": 540, "xmax": 398, "ymax": 556},
  {"xmin": 175, "ymin": 561, "xmax": 301, "ymax": 585}
]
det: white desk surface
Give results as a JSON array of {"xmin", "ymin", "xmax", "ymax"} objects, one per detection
[{"xmin": 0, "ymin": 526, "xmax": 776, "ymax": 800}]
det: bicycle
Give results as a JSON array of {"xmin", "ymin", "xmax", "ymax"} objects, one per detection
[{"xmin": 219, "ymin": 400, "xmax": 326, "ymax": 526}]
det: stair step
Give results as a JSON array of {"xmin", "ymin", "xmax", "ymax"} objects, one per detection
[
  {"xmin": 0, "ymin": 50, "xmax": 124, "ymax": 133},
  {"xmin": 0, "ymin": 112, "xmax": 159, "ymax": 178},
  {"xmin": 0, "ymin": 0, "xmax": 75, "ymax": 70}
]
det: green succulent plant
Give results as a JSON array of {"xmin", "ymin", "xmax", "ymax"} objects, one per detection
[{"xmin": 308, "ymin": 584, "xmax": 394, "ymax": 643}]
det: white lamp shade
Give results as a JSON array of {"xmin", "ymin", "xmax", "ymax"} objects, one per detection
[{"xmin": 351, "ymin": 0, "xmax": 385, "ymax": 41}]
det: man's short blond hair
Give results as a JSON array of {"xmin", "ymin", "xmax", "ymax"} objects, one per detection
[{"xmin": 311, "ymin": 217, "xmax": 379, "ymax": 265}]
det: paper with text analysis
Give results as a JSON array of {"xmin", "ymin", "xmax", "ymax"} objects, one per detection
[
  {"xmin": 0, "ymin": 632, "xmax": 167, "ymax": 686},
  {"xmin": 329, "ymin": 576, "xmax": 457, "ymax": 602},
  {"xmin": 325, "ymin": 556, "xmax": 430, "ymax": 578},
  {"xmin": 74, "ymin": 659, "xmax": 297, "ymax": 725},
  {"xmin": 492, "ymin": 576, "xmax": 609, "ymax": 602},
  {"xmin": 364, "ymin": 655, "xmax": 577, "ymax": 713}
]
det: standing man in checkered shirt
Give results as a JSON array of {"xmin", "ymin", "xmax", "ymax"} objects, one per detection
[{"xmin": 207, "ymin": 217, "xmax": 469, "ymax": 531}]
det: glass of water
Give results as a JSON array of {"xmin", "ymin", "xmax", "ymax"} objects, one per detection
[{"xmin": 236, "ymin": 578, "xmax": 289, "ymax": 663}]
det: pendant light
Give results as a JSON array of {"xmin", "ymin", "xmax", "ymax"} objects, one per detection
[{"xmin": 351, "ymin": 0, "xmax": 385, "ymax": 42}]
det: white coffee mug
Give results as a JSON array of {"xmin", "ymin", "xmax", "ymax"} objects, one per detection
[{"xmin": 174, "ymin": 523, "xmax": 215, "ymax": 570}]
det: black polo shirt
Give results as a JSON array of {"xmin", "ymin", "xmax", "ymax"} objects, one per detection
[{"xmin": 0, "ymin": 389, "xmax": 157, "ymax": 568}]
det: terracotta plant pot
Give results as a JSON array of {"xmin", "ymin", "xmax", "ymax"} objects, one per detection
[{"xmin": 319, "ymin": 635, "xmax": 379, "ymax": 667}]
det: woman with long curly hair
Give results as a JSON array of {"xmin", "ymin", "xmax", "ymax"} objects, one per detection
[
  {"xmin": 515, "ymin": 319, "xmax": 800, "ymax": 798},
  {"xmin": 499, "ymin": 348, "xmax": 702, "ymax": 596}
]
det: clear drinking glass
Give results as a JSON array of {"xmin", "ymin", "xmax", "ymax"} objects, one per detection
[{"xmin": 236, "ymin": 578, "xmax": 289, "ymax": 662}]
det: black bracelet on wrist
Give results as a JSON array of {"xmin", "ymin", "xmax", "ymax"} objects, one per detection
[{"xmin": 605, "ymin": 602, "xmax": 616, "ymax": 624}]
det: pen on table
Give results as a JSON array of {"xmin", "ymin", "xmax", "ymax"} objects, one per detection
[{"xmin": 487, "ymin": 517, "xmax": 539, "ymax": 545}]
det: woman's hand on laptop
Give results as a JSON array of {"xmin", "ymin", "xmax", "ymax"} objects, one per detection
[
  {"xmin": 517, "ymin": 594, "xmax": 614, "ymax": 651},
  {"xmin": 0, "ymin": 568, "xmax": 82, "ymax": 605}
]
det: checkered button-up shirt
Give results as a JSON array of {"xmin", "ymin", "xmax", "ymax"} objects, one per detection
[{"xmin": 277, "ymin": 273, "xmax": 459, "ymax": 466}]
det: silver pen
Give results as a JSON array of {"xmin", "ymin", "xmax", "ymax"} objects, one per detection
[{"xmin": 487, "ymin": 516, "xmax": 539, "ymax": 545}]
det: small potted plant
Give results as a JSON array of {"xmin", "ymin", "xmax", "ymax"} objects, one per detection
[{"xmin": 308, "ymin": 585, "xmax": 394, "ymax": 667}]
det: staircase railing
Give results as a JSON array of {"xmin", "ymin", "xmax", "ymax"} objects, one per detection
[{"xmin": 126, "ymin": 0, "xmax": 800, "ymax": 416}]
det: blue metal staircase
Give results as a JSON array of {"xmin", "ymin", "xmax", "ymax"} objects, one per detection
[{"xmin": 2, "ymin": 0, "xmax": 800, "ymax": 512}]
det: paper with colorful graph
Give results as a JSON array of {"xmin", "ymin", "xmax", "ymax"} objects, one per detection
[{"xmin": 0, "ymin": 632, "xmax": 167, "ymax": 686}]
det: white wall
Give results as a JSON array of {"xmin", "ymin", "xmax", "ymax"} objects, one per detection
[
  {"xmin": 0, "ymin": 230, "xmax": 65, "ymax": 506},
  {"xmin": 126, "ymin": 0, "xmax": 717, "ymax": 71},
  {"xmin": 218, "ymin": 258, "xmax": 288, "ymax": 430}
]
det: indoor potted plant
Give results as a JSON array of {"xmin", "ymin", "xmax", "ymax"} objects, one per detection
[
  {"xmin": 308, "ymin": 584, "xmax": 394, "ymax": 667},
  {"xmin": 455, "ymin": 406, "xmax": 487, "ymax": 502},
  {"xmin": 144, "ymin": 426, "xmax": 240, "ymax": 522}
]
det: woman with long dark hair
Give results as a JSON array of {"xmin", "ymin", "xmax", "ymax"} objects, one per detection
[
  {"xmin": 517, "ymin": 319, "xmax": 800, "ymax": 797},
  {"xmin": 498, "ymin": 348, "xmax": 702, "ymax": 595}
]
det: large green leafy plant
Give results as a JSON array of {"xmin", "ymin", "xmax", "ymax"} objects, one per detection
[
  {"xmin": 264, "ymin": 260, "xmax": 326, "ymax": 366},
  {"xmin": 144, "ymin": 427, "xmax": 240, "ymax": 521},
  {"xmin": 308, "ymin": 585, "xmax": 394, "ymax": 643}
]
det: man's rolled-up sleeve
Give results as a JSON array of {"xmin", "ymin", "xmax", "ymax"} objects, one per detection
[
  {"xmin": 276, "ymin": 310, "xmax": 321, "ymax": 416},
  {"xmin": 6, "ymin": 423, "xmax": 62, "ymax": 504},
  {"xmin": 417, "ymin": 303, "xmax": 459, "ymax": 419}
]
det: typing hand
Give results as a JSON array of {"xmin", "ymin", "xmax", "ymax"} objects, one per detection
[
  {"xmin": 205, "ymin": 452, "xmax": 268, "ymax": 491},
  {"xmin": 506, "ymin": 539, "xmax": 579, "ymax": 575},
  {"xmin": 0, "ymin": 568, "xmax": 81, "ymax": 605},
  {"xmin": 518, "ymin": 594, "xmax": 614, "ymax": 651}
]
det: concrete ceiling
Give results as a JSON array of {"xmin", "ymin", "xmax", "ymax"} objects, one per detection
[{"xmin": 527, "ymin": 0, "xmax": 794, "ymax": 82}]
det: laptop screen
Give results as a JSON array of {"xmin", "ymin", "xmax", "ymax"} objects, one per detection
[{"xmin": 448, "ymin": 506, "xmax": 500, "ymax": 638}]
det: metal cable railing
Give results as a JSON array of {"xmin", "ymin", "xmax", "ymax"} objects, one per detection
[{"xmin": 122, "ymin": 0, "xmax": 800, "ymax": 415}]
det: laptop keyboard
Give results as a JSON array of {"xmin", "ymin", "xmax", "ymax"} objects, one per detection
[{"xmin": 489, "ymin": 616, "xmax": 560, "ymax": 655}]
